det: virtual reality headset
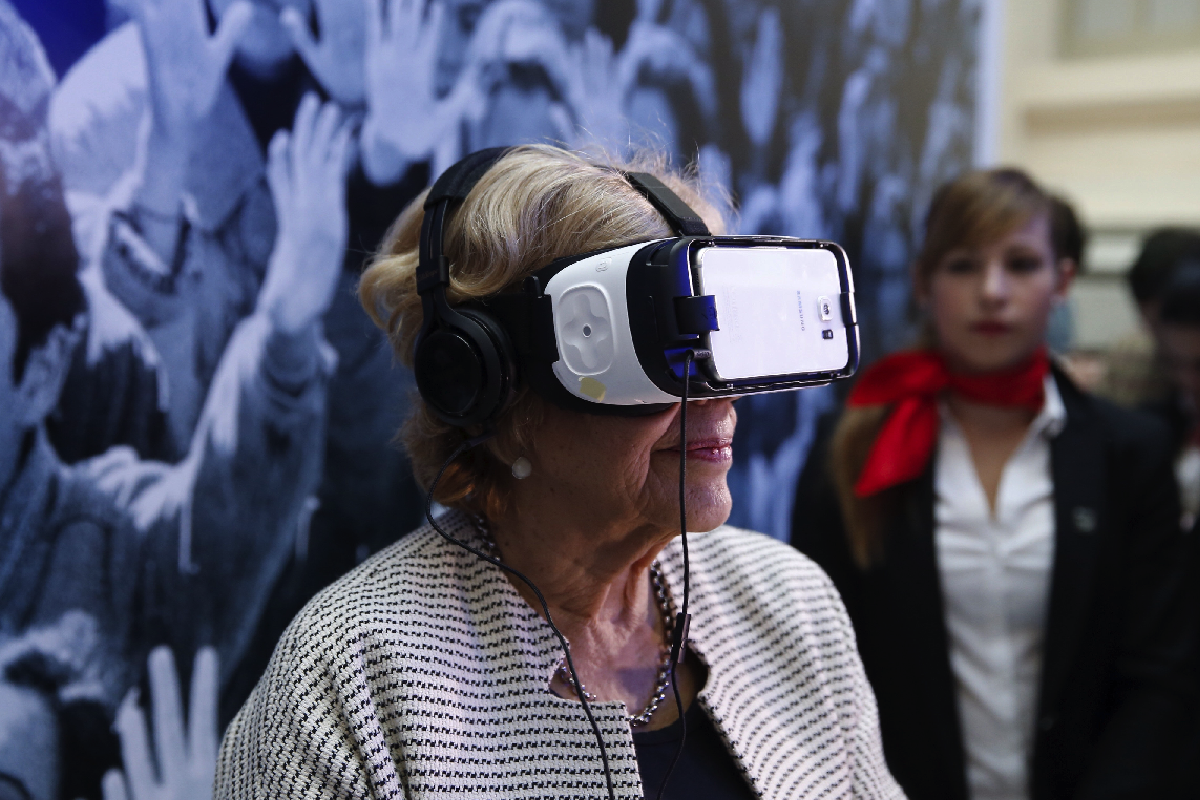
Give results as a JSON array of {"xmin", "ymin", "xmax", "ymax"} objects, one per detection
[{"xmin": 413, "ymin": 148, "xmax": 860, "ymax": 427}]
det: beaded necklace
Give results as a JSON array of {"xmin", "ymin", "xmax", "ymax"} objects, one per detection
[{"xmin": 472, "ymin": 516, "xmax": 675, "ymax": 726}]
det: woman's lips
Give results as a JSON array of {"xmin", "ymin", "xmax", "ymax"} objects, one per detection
[
  {"xmin": 687, "ymin": 445, "xmax": 734, "ymax": 463},
  {"xmin": 663, "ymin": 439, "xmax": 734, "ymax": 462},
  {"xmin": 970, "ymin": 320, "xmax": 1013, "ymax": 336}
]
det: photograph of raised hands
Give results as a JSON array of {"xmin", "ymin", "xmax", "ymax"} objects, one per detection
[{"xmin": 0, "ymin": 0, "xmax": 996, "ymax": 797}]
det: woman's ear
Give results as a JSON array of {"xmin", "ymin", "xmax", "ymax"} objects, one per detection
[
  {"xmin": 14, "ymin": 320, "xmax": 81, "ymax": 429},
  {"xmin": 1053, "ymin": 257, "xmax": 1077, "ymax": 305}
]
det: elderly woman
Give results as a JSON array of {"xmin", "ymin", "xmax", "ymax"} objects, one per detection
[{"xmin": 215, "ymin": 145, "xmax": 904, "ymax": 799}]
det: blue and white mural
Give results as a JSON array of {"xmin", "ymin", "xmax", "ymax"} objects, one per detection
[{"xmin": 0, "ymin": 0, "xmax": 978, "ymax": 796}]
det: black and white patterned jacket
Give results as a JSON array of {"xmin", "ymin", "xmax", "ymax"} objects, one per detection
[{"xmin": 215, "ymin": 510, "xmax": 906, "ymax": 799}]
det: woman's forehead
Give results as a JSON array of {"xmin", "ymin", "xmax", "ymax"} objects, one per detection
[{"xmin": 942, "ymin": 209, "xmax": 1050, "ymax": 256}]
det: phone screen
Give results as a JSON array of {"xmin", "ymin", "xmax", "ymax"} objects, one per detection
[{"xmin": 696, "ymin": 246, "xmax": 850, "ymax": 381}]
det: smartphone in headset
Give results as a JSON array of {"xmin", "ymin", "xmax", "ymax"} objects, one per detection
[{"xmin": 691, "ymin": 240, "xmax": 854, "ymax": 384}]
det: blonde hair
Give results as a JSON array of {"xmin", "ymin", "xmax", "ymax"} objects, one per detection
[
  {"xmin": 832, "ymin": 167, "xmax": 1060, "ymax": 568},
  {"xmin": 359, "ymin": 144, "xmax": 725, "ymax": 521}
]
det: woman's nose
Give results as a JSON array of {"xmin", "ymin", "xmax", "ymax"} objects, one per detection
[
  {"xmin": 980, "ymin": 260, "xmax": 1010, "ymax": 304},
  {"xmin": 681, "ymin": 397, "xmax": 738, "ymax": 421}
]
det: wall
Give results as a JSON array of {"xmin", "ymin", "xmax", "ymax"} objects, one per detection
[{"xmin": 996, "ymin": 0, "xmax": 1200, "ymax": 349}]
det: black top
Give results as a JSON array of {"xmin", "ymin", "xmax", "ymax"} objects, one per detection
[
  {"xmin": 632, "ymin": 700, "xmax": 756, "ymax": 800},
  {"xmin": 791, "ymin": 368, "xmax": 1196, "ymax": 800}
]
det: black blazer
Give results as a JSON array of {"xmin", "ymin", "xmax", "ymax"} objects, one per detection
[{"xmin": 791, "ymin": 370, "xmax": 1196, "ymax": 800}]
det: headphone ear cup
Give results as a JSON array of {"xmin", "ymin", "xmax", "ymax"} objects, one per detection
[
  {"xmin": 413, "ymin": 308, "xmax": 514, "ymax": 427},
  {"xmin": 458, "ymin": 307, "xmax": 515, "ymax": 421},
  {"xmin": 414, "ymin": 328, "xmax": 488, "ymax": 422}
]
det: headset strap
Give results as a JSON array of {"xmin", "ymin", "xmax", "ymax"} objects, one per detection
[{"xmin": 623, "ymin": 172, "xmax": 711, "ymax": 236}]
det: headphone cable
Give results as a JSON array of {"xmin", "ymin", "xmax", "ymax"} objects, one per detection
[
  {"xmin": 423, "ymin": 431, "xmax": 617, "ymax": 800},
  {"xmin": 655, "ymin": 349, "xmax": 695, "ymax": 800}
]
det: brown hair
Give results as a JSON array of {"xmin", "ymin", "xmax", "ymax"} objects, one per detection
[
  {"xmin": 831, "ymin": 167, "xmax": 1077, "ymax": 568},
  {"xmin": 358, "ymin": 144, "xmax": 724, "ymax": 522}
]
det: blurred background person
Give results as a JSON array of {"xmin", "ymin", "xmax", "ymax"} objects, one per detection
[
  {"xmin": 1146, "ymin": 262, "xmax": 1200, "ymax": 797},
  {"xmin": 1150, "ymin": 262, "xmax": 1200, "ymax": 528},
  {"xmin": 791, "ymin": 167, "xmax": 1193, "ymax": 800},
  {"xmin": 1100, "ymin": 228, "xmax": 1200, "ymax": 410},
  {"xmin": 1098, "ymin": 230, "xmax": 1200, "ymax": 531},
  {"xmin": 0, "ymin": 612, "xmax": 119, "ymax": 800}
]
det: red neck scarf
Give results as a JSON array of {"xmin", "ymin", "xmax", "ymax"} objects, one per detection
[{"xmin": 847, "ymin": 347, "xmax": 1050, "ymax": 497}]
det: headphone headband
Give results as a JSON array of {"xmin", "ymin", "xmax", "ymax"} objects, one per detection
[{"xmin": 417, "ymin": 146, "xmax": 512, "ymax": 302}]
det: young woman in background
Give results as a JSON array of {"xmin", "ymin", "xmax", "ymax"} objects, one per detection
[{"xmin": 791, "ymin": 168, "xmax": 1194, "ymax": 800}]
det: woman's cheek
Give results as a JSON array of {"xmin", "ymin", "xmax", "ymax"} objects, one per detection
[
  {"xmin": 1014, "ymin": 277, "xmax": 1057, "ymax": 338},
  {"xmin": 931, "ymin": 286, "xmax": 973, "ymax": 345}
]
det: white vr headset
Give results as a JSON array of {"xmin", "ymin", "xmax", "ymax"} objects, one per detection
[{"xmin": 413, "ymin": 148, "xmax": 860, "ymax": 427}]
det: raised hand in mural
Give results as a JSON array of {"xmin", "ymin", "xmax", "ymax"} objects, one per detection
[
  {"xmin": 617, "ymin": 20, "xmax": 717, "ymax": 123},
  {"xmin": 359, "ymin": 0, "xmax": 458, "ymax": 184},
  {"xmin": 564, "ymin": 29, "xmax": 629, "ymax": 152},
  {"xmin": 116, "ymin": 0, "xmax": 251, "ymax": 257},
  {"xmin": 258, "ymin": 94, "xmax": 352, "ymax": 336},
  {"xmin": 455, "ymin": 0, "xmax": 563, "ymax": 109},
  {"xmin": 455, "ymin": 0, "xmax": 579, "ymax": 145},
  {"xmin": 120, "ymin": 0, "xmax": 251, "ymax": 146},
  {"xmin": 101, "ymin": 647, "xmax": 218, "ymax": 800},
  {"xmin": 561, "ymin": 19, "xmax": 717, "ymax": 153},
  {"xmin": 282, "ymin": 0, "xmax": 368, "ymax": 107},
  {"xmin": 740, "ymin": 7, "xmax": 784, "ymax": 150},
  {"xmin": 459, "ymin": 0, "xmax": 550, "ymax": 83}
]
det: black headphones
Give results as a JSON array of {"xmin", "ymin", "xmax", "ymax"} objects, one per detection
[
  {"xmin": 413, "ymin": 147, "xmax": 710, "ymax": 428},
  {"xmin": 413, "ymin": 147, "xmax": 516, "ymax": 427}
]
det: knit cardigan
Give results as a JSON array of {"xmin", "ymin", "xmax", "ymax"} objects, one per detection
[{"xmin": 214, "ymin": 510, "xmax": 905, "ymax": 799}]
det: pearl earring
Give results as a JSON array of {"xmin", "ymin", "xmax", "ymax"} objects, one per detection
[{"xmin": 511, "ymin": 456, "xmax": 532, "ymax": 480}]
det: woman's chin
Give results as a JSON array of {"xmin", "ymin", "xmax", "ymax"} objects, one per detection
[
  {"xmin": 686, "ymin": 512, "xmax": 732, "ymax": 533},
  {"xmin": 944, "ymin": 336, "xmax": 1043, "ymax": 374},
  {"xmin": 683, "ymin": 485, "xmax": 733, "ymax": 532}
]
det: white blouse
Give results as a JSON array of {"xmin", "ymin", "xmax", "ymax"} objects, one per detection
[{"xmin": 934, "ymin": 376, "xmax": 1065, "ymax": 800}]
